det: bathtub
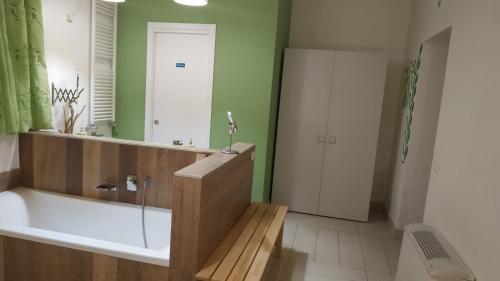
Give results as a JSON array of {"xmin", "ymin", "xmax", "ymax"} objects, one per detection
[{"xmin": 0, "ymin": 187, "xmax": 171, "ymax": 266}]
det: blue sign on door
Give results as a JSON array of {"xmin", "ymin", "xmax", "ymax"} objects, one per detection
[{"xmin": 176, "ymin": 63, "xmax": 186, "ymax": 68}]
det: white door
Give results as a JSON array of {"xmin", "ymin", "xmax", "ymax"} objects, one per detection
[
  {"xmin": 318, "ymin": 51, "xmax": 387, "ymax": 221},
  {"xmin": 145, "ymin": 23, "xmax": 216, "ymax": 148},
  {"xmin": 272, "ymin": 49, "xmax": 335, "ymax": 214}
]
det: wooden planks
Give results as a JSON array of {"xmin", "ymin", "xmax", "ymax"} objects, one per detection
[
  {"xmin": 15, "ymin": 132, "xmax": 257, "ymax": 281},
  {"xmin": 212, "ymin": 204, "xmax": 269, "ymax": 280},
  {"xmin": 0, "ymin": 169, "xmax": 20, "ymax": 192},
  {"xmin": 0, "ymin": 236, "xmax": 169, "ymax": 281},
  {"xmin": 226, "ymin": 205, "xmax": 278, "ymax": 281},
  {"xmin": 18, "ymin": 132, "xmax": 210, "ymax": 209},
  {"xmin": 196, "ymin": 204, "xmax": 288, "ymax": 281},
  {"xmin": 196, "ymin": 204, "xmax": 258, "ymax": 280},
  {"xmin": 171, "ymin": 143, "xmax": 256, "ymax": 281},
  {"xmin": 93, "ymin": 254, "xmax": 117, "ymax": 281},
  {"xmin": 244, "ymin": 206, "xmax": 288, "ymax": 281}
]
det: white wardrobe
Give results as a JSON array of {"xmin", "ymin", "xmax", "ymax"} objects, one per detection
[{"xmin": 272, "ymin": 49, "xmax": 387, "ymax": 222}]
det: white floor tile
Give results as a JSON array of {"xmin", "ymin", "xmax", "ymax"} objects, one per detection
[
  {"xmin": 292, "ymin": 224, "xmax": 318, "ymax": 261},
  {"xmin": 359, "ymin": 235, "xmax": 391, "ymax": 275},
  {"xmin": 315, "ymin": 228, "xmax": 340, "ymax": 265},
  {"xmin": 366, "ymin": 272, "xmax": 395, "ymax": 281},
  {"xmin": 338, "ymin": 232, "xmax": 365, "ymax": 270},
  {"xmin": 282, "ymin": 270, "xmax": 356, "ymax": 281},
  {"xmin": 356, "ymin": 214, "xmax": 392, "ymax": 237},
  {"xmin": 266, "ymin": 256, "xmax": 285, "ymax": 280},
  {"xmin": 283, "ymin": 222, "xmax": 298, "ymax": 248},
  {"xmin": 277, "ymin": 211, "xmax": 402, "ymax": 281},
  {"xmin": 379, "ymin": 236, "xmax": 402, "ymax": 275},
  {"xmin": 287, "ymin": 212, "xmax": 357, "ymax": 233},
  {"xmin": 284, "ymin": 254, "xmax": 367, "ymax": 281}
]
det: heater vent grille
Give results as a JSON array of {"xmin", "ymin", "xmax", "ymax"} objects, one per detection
[{"xmin": 413, "ymin": 230, "xmax": 450, "ymax": 260}]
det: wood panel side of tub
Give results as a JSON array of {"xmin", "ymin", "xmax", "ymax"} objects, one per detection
[
  {"xmin": 0, "ymin": 236, "xmax": 169, "ymax": 281},
  {"xmin": 18, "ymin": 133, "xmax": 212, "ymax": 209},
  {"xmin": 170, "ymin": 143, "xmax": 255, "ymax": 281},
  {"xmin": 0, "ymin": 169, "xmax": 20, "ymax": 193}
]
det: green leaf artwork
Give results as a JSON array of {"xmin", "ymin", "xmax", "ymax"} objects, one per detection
[{"xmin": 401, "ymin": 44, "xmax": 423, "ymax": 164}]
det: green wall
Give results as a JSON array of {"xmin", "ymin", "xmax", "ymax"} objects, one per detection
[
  {"xmin": 265, "ymin": 0, "xmax": 293, "ymax": 199},
  {"xmin": 114, "ymin": 0, "xmax": 292, "ymax": 202}
]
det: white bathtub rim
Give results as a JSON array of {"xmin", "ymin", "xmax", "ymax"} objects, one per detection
[
  {"xmin": 0, "ymin": 225, "xmax": 170, "ymax": 266},
  {"xmin": 1, "ymin": 187, "xmax": 171, "ymax": 212}
]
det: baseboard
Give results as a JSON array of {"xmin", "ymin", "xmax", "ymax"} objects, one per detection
[{"xmin": 0, "ymin": 169, "xmax": 21, "ymax": 192}]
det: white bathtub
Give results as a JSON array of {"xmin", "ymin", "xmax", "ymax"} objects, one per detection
[{"xmin": 0, "ymin": 187, "xmax": 171, "ymax": 266}]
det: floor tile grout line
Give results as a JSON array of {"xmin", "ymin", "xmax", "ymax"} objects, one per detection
[
  {"xmin": 377, "ymin": 234, "xmax": 396, "ymax": 276},
  {"xmin": 356, "ymin": 230, "xmax": 369, "ymax": 281},
  {"xmin": 288, "ymin": 268, "xmax": 361, "ymax": 281},
  {"xmin": 313, "ymin": 224, "xmax": 319, "ymax": 263},
  {"xmin": 285, "ymin": 220, "xmax": 358, "ymax": 234},
  {"xmin": 337, "ymin": 229, "xmax": 341, "ymax": 267},
  {"xmin": 284, "ymin": 213, "xmax": 401, "ymax": 281},
  {"xmin": 280, "ymin": 220, "xmax": 299, "ymax": 279}
]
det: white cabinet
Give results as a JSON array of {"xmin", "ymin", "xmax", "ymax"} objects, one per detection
[{"xmin": 272, "ymin": 49, "xmax": 387, "ymax": 222}]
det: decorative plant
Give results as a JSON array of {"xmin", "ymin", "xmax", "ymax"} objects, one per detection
[
  {"xmin": 52, "ymin": 71, "xmax": 86, "ymax": 134},
  {"xmin": 401, "ymin": 44, "xmax": 423, "ymax": 164},
  {"xmin": 63, "ymin": 100, "xmax": 86, "ymax": 134}
]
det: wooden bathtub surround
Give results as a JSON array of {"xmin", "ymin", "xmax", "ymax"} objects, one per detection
[
  {"xmin": 196, "ymin": 203, "xmax": 288, "ymax": 281},
  {"xmin": 0, "ymin": 236, "xmax": 169, "ymax": 281},
  {"xmin": 171, "ymin": 143, "xmax": 256, "ymax": 281},
  {"xmin": 18, "ymin": 132, "xmax": 213, "ymax": 208},
  {"xmin": 11, "ymin": 131, "xmax": 258, "ymax": 281},
  {"xmin": 0, "ymin": 169, "xmax": 20, "ymax": 192}
]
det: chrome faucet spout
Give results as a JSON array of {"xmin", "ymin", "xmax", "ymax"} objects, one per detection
[{"xmin": 95, "ymin": 183, "xmax": 118, "ymax": 192}]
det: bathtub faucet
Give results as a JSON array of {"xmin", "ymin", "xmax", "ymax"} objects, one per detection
[{"xmin": 95, "ymin": 183, "xmax": 118, "ymax": 192}]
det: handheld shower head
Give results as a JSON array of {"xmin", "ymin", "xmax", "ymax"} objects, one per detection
[
  {"xmin": 227, "ymin": 112, "xmax": 237, "ymax": 134},
  {"xmin": 222, "ymin": 111, "xmax": 239, "ymax": 154}
]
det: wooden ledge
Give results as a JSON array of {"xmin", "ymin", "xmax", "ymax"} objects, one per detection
[
  {"xmin": 196, "ymin": 203, "xmax": 288, "ymax": 281},
  {"xmin": 23, "ymin": 131, "xmax": 217, "ymax": 154},
  {"xmin": 174, "ymin": 143, "xmax": 255, "ymax": 179}
]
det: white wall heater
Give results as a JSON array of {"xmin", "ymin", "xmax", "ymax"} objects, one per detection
[{"xmin": 396, "ymin": 224, "xmax": 475, "ymax": 281}]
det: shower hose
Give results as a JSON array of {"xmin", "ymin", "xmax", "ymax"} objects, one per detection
[{"xmin": 142, "ymin": 177, "xmax": 150, "ymax": 249}]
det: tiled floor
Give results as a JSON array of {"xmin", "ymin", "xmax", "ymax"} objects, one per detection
[{"xmin": 264, "ymin": 210, "xmax": 402, "ymax": 281}]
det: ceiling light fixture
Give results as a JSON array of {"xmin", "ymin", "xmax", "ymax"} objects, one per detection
[{"xmin": 174, "ymin": 0, "xmax": 208, "ymax": 7}]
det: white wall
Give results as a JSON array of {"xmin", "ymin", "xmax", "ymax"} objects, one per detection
[
  {"xmin": 288, "ymin": 0, "xmax": 413, "ymax": 202},
  {"xmin": 388, "ymin": 29, "xmax": 450, "ymax": 229},
  {"xmin": 42, "ymin": 0, "xmax": 112, "ymax": 137},
  {"xmin": 0, "ymin": 136, "xmax": 19, "ymax": 173},
  {"xmin": 1, "ymin": 0, "xmax": 92, "ymax": 175},
  {"xmin": 389, "ymin": 0, "xmax": 500, "ymax": 280},
  {"xmin": 42, "ymin": 0, "xmax": 92, "ymax": 133}
]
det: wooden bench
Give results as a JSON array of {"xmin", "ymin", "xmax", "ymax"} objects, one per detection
[{"xmin": 196, "ymin": 203, "xmax": 288, "ymax": 281}]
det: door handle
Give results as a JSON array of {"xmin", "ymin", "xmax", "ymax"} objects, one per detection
[
  {"xmin": 154, "ymin": 120, "xmax": 160, "ymax": 125},
  {"xmin": 317, "ymin": 135, "xmax": 326, "ymax": 143},
  {"xmin": 328, "ymin": 136, "xmax": 336, "ymax": 144}
]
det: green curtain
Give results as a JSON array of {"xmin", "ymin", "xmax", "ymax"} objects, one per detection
[{"xmin": 0, "ymin": 0, "xmax": 52, "ymax": 135}]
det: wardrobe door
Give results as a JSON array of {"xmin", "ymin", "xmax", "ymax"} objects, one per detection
[
  {"xmin": 318, "ymin": 51, "xmax": 387, "ymax": 221},
  {"xmin": 272, "ymin": 49, "xmax": 335, "ymax": 214}
]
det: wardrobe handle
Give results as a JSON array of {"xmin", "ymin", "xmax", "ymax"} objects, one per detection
[
  {"xmin": 328, "ymin": 136, "xmax": 336, "ymax": 144},
  {"xmin": 317, "ymin": 134, "xmax": 326, "ymax": 143}
]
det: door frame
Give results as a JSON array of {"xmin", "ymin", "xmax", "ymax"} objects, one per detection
[{"xmin": 144, "ymin": 22, "xmax": 216, "ymax": 143}]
